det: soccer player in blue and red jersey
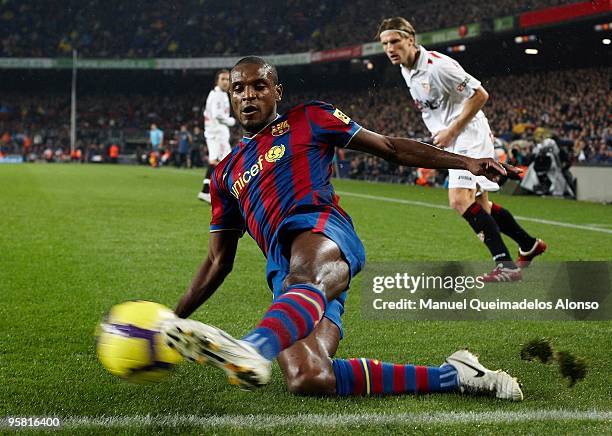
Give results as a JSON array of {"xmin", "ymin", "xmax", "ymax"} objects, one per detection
[{"xmin": 162, "ymin": 56, "xmax": 523, "ymax": 401}]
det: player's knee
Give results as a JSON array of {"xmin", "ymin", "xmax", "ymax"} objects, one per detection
[
  {"xmin": 283, "ymin": 257, "xmax": 329, "ymax": 288},
  {"xmin": 449, "ymin": 197, "xmax": 470, "ymax": 214},
  {"xmin": 449, "ymin": 189, "xmax": 476, "ymax": 214},
  {"xmin": 285, "ymin": 357, "xmax": 335, "ymax": 395},
  {"xmin": 284, "ymin": 260, "xmax": 349, "ymax": 301},
  {"xmin": 283, "ymin": 266, "xmax": 318, "ymax": 289}
]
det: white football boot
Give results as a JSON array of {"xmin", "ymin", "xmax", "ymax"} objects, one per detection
[
  {"xmin": 197, "ymin": 192, "xmax": 211, "ymax": 203},
  {"xmin": 162, "ymin": 318, "xmax": 271, "ymax": 390},
  {"xmin": 445, "ymin": 349, "xmax": 523, "ymax": 401}
]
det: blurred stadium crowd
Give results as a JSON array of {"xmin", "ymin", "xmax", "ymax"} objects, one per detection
[
  {"xmin": 2, "ymin": 0, "xmax": 569, "ymax": 57},
  {"xmin": 1, "ymin": 67, "xmax": 609, "ymax": 174},
  {"xmin": 0, "ymin": 0, "xmax": 609, "ymax": 187}
]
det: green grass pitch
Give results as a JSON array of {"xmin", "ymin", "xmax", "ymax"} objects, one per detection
[{"xmin": 1, "ymin": 164, "xmax": 610, "ymax": 434}]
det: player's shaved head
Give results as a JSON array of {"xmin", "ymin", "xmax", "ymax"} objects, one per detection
[
  {"xmin": 377, "ymin": 17, "xmax": 416, "ymax": 39},
  {"xmin": 229, "ymin": 57, "xmax": 283, "ymax": 136},
  {"xmin": 233, "ymin": 56, "xmax": 279, "ymax": 85}
]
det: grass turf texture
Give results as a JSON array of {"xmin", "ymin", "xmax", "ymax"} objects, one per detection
[{"xmin": 1, "ymin": 164, "xmax": 610, "ymax": 434}]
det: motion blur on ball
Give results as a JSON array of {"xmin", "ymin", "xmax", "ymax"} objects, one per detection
[{"xmin": 96, "ymin": 300, "xmax": 182, "ymax": 383}]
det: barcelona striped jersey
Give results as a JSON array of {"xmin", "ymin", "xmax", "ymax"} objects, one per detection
[{"xmin": 209, "ymin": 101, "xmax": 361, "ymax": 255}]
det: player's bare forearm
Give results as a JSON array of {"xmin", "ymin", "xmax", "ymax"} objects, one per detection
[
  {"xmin": 448, "ymin": 87, "xmax": 488, "ymax": 135},
  {"xmin": 174, "ymin": 231, "xmax": 240, "ymax": 318},
  {"xmin": 349, "ymin": 128, "xmax": 511, "ymax": 181},
  {"xmin": 351, "ymin": 128, "xmax": 468, "ymax": 169},
  {"xmin": 174, "ymin": 257, "xmax": 230, "ymax": 318},
  {"xmin": 387, "ymin": 136, "xmax": 470, "ymax": 169}
]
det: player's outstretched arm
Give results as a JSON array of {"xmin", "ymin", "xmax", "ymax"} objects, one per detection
[
  {"xmin": 349, "ymin": 128, "xmax": 516, "ymax": 182},
  {"xmin": 174, "ymin": 230, "xmax": 240, "ymax": 318}
]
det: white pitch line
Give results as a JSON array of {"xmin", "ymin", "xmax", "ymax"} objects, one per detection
[
  {"xmin": 337, "ymin": 191, "xmax": 612, "ymax": 235},
  {"xmin": 57, "ymin": 410, "xmax": 612, "ymax": 429}
]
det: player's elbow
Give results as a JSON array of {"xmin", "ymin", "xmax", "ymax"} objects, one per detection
[
  {"xmin": 477, "ymin": 87, "xmax": 489, "ymax": 103},
  {"xmin": 381, "ymin": 136, "xmax": 399, "ymax": 162},
  {"xmin": 217, "ymin": 260, "xmax": 234, "ymax": 277},
  {"xmin": 210, "ymin": 257, "xmax": 234, "ymax": 277}
]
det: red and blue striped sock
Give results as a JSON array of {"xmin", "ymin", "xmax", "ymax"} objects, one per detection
[
  {"xmin": 332, "ymin": 358, "xmax": 458, "ymax": 396},
  {"xmin": 242, "ymin": 284, "xmax": 327, "ymax": 361}
]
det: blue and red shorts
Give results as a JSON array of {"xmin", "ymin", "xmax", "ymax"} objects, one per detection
[{"xmin": 265, "ymin": 206, "xmax": 366, "ymax": 338}]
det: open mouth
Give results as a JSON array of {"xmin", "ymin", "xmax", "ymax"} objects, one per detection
[{"xmin": 241, "ymin": 105, "xmax": 258, "ymax": 115}]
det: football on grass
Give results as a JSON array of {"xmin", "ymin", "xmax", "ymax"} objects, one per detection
[{"xmin": 96, "ymin": 300, "xmax": 182, "ymax": 383}]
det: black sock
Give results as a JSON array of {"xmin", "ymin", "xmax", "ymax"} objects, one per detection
[
  {"xmin": 202, "ymin": 164, "xmax": 215, "ymax": 194},
  {"xmin": 462, "ymin": 202, "xmax": 515, "ymax": 267},
  {"xmin": 490, "ymin": 203, "xmax": 536, "ymax": 252}
]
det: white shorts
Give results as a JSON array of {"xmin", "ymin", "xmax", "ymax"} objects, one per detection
[
  {"xmin": 205, "ymin": 131, "xmax": 231, "ymax": 163},
  {"xmin": 447, "ymin": 116, "xmax": 499, "ymax": 192}
]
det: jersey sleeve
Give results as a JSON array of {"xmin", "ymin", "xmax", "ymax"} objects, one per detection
[
  {"xmin": 209, "ymin": 167, "xmax": 246, "ymax": 234},
  {"xmin": 210, "ymin": 92, "xmax": 236, "ymax": 127},
  {"xmin": 435, "ymin": 57, "xmax": 482, "ymax": 100},
  {"xmin": 305, "ymin": 101, "xmax": 362, "ymax": 148}
]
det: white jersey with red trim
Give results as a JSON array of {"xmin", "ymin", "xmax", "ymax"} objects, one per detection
[
  {"xmin": 204, "ymin": 85, "xmax": 236, "ymax": 137},
  {"xmin": 400, "ymin": 45, "xmax": 484, "ymax": 135}
]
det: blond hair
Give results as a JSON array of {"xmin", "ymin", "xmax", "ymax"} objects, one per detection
[{"xmin": 376, "ymin": 17, "xmax": 416, "ymax": 39}]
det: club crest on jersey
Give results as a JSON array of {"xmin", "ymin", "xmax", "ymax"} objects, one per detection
[
  {"xmin": 421, "ymin": 82, "xmax": 430, "ymax": 93},
  {"xmin": 230, "ymin": 145, "xmax": 286, "ymax": 199},
  {"xmin": 333, "ymin": 108, "xmax": 351, "ymax": 124},
  {"xmin": 271, "ymin": 120, "xmax": 290, "ymax": 136},
  {"xmin": 456, "ymin": 76, "xmax": 470, "ymax": 92},
  {"xmin": 265, "ymin": 144, "xmax": 285, "ymax": 163}
]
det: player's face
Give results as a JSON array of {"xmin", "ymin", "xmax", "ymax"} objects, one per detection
[
  {"xmin": 380, "ymin": 32, "xmax": 415, "ymax": 66},
  {"xmin": 217, "ymin": 72, "xmax": 231, "ymax": 92},
  {"xmin": 230, "ymin": 63, "xmax": 282, "ymax": 134}
]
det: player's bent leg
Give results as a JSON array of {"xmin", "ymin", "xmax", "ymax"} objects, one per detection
[
  {"xmin": 277, "ymin": 317, "xmax": 459, "ymax": 398},
  {"xmin": 452, "ymin": 188, "xmax": 521, "ymax": 281},
  {"xmin": 241, "ymin": 231, "xmax": 350, "ymax": 362},
  {"xmin": 277, "ymin": 317, "xmax": 340, "ymax": 395},
  {"xmin": 279, "ymin": 308, "xmax": 469, "ymax": 399},
  {"xmin": 164, "ymin": 231, "xmax": 352, "ymax": 391},
  {"xmin": 241, "ymin": 282, "xmax": 328, "ymax": 361}
]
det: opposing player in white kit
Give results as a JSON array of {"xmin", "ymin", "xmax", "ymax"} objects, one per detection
[
  {"xmin": 378, "ymin": 17, "xmax": 546, "ymax": 281},
  {"xmin": 198, "ymin": 69, "xmax": 236, "ymax": 203}
]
